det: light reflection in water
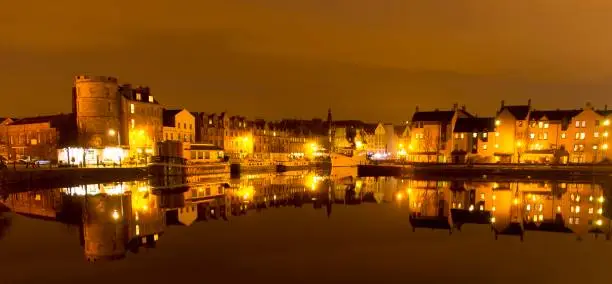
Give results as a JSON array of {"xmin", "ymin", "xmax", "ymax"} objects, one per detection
[{"xmin": 1, "ymin": 172, "xmax": 612, "ymax": 263}]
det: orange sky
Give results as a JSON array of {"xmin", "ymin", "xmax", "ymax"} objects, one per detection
[{"xmin": 2, "ymin": 0, "xmax": 612, "ymax": 122}]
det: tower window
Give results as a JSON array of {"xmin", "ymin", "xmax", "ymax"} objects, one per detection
[{"xmin": 130, "ymin": 103, "xmax": 135, "ymax": 114}]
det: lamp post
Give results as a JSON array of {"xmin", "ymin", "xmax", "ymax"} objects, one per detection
[{"xmin": 108, "ymin": 129, "xmax": 122, "ymax": 167}]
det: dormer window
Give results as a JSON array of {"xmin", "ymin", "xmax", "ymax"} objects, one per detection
[
  {"xmin": 136, "ymin": 93, "xmax": 142, "ymax": 101},
  {"xmin": 149, "ymin": 95, "xmax": 154, "ymax": 103}
]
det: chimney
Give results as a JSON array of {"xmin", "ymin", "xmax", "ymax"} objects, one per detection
[
  {"xmin": 461, "ymin": 105, "xmax": 466, "ymax": 112},
  {"xmin": 453, "ymin": 103, "xmax": 458, "ymax": 111},
  {"xmin": 500, "ymin": 100, "xmax": 505, "ymax": 109},
  {"xmin": 415, "ymin": 105, "xmax": 419, "ymax": 112},
  {"xmin": 586, "ymin": 101, "xmax": 593, "ymax": 109},
  {"xmin": 605, "ymin": 104, "xmax": 608, "ymax": 111},
  {"xmin": 527, "ymin": 99, "xmax": 532, "ymax": 107}
]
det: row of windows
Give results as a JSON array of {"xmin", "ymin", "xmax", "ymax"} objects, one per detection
[
  {"xmin": 176, "ymin": 122, "xmax": 193, "ymax": 130},
  {"xmin": 164, "ymin": 133, "xmax": 192, "ymax": 142}
]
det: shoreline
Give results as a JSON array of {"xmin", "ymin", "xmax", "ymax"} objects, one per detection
[
  {"xmin": 358, "ymin": 163, "xmax": 612, "ymax": 180},
  {"xmin": 0, "ymin": 167, "xmax": 149, "ymax": 191}
]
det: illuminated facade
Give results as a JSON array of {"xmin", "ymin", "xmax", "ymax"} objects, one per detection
[
  {"xmin": 163, "ymin": 109, "xmax": 195, "ymax": 143},
  {"xmin": 408, "ymin": 104, "xmax": 472, "ymax": 163},
  {"xmin": 68, "ymin": 75, "xmax": 163, "ymax": 166},
  {"xmin": 409, "ymin": 100, "xmax": 612, "ymax": 164},
  {"xmin": 452, "ymin": 117, "xmax": 496, "ymax": 163}
]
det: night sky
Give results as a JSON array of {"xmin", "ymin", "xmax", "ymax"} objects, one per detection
[{"xmin": 2, "ymin": 1, "xmax": 612, "ymax": 122}]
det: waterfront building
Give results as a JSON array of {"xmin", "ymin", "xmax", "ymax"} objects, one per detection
[
  {"xmin": 65, "ymin": 75, "xmax": 163, "ymax": 166},
  {"xmin": 196, "ymin": 112, "xmax": 252, "ymax": 159},
  {"xmin": 1, "ymin": 114, "xmax": 76, "ymax": 162},
  {"xmin": 163, "ymin": 109, "xmax": 195, "ymax": 143},
  {"xmin": 493, "ymin": 100, "xmax": 532, "ymax": 163},
  {"xmin": 563, "ymin": 104, "xmax": 612, "ymax": 163},
  {"xmin": 408, "ymin": 104, "xmax": 472, "ymax": 163},
  {"xmin": 452, "ymin": 117, "xmax": 496, "ymax": 163}
]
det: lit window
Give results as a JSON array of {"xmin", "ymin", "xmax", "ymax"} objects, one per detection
[
  {"xmin": 454, "ymin": 133, "xmax": 459, "ymax": 139},
  {"xmin": 495, "ymin": 120, "xmax": 501, "ymax": 126},
  {"xmin": 581, "ymin": 121, "xmax": 586, "ymax": 127},
  {"xmin": 589, "ymin": 208, "xmax": 594, "ymax": 214},
  {"xmin": 561, "ymin": 132, "xmax": 566, "ymax": 139},
  {"xmin": 131, "ymin": 119, "xmax": 135, "ymax": 129},
  {"xmin": 605, "ymin": 119, "xmax": 610, "ymax": 126},
  {"xmin": 529, "ymin": 132, "xmax": 535, "ymax": 139},
  {"xmin": 604, "ymin": 144, "xmax": 609, "ymax": 150},
  {"xmin": 544, "ymin": 123, "xmax": 549, "ymax": 128},
  {"xmin": 593, "ymin": 145, "xmax": 598, "ymax": 150},
  {"xmin": 595, "ymin": 132, "xmax": 600, "ymax": 138},
  {"xmin": 483, "ymin": 133, "xmax": 488, "ymax": 138},
  {"xmin": 575, "ymin": 132, "xmax": 580, "ymax": 139},
  {"xmin": 575, "ymin": 217, "xmax": 580, "ymax": 224},
  {"xmin": 580, "ymin": 132, "xmax": 586, "ymax": 140},
  {"xmin": 575, "ymin": 120, "xmax": 580, "ymax": 127},
  {"xmin": 136, "ymin": 93, "xmax": 141, "ymax": 101},
  {"xmin": 538, "ymin": 121, "xmax": 543, "ymax": 128},
  {"xmin": 472, "ymin": 132, "xmax": 477, "ymax": 138},
  {"xmin": 495, "ymin": 144, "xmax": 499, "ymax": 148},
  {"xmin": 149, "ymin": 95, "xmax": 154, "ymax": 103},
  {"xmin": 460, "ymin": 133, "xmax": 464, "ymax": 139},
  {"xmin": 495, "ymin": 132, "xmax": 499, "ymax": 137},
  {"xmin": 604, "ymin": 131, "xmax": 609, "ymax": 137},
  {"xmin": 543, "ymin": 132, "xmax": 548, "ymax": 140},
  {"xmin": 483, "ymin": 144, "xmax": 488, "ymax": 150}
]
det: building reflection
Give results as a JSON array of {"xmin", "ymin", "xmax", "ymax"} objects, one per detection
[
  {"xmin": 0, "ymin": 170, "xmax": 386, "ymax": 262},
  {"xmin": 396, "ymin": 178, "xmax": 611, "ymax": 241},
  {"xmin": 3, "ymin": 174, "xmax": 611, "ymax": 263},
  {"xmin": 1, "ymin": 180, "xmax": 165, "ymax": 262}
]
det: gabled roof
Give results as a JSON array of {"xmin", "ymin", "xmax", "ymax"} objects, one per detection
[
  {"xmin": 530, "ymin": 109, "xmax": 581, "ymax": 121},
  {"xmin": 499, "ymin": 105, "xmax": 530, "ymax": 120},
  {"xmin": 453, "ymin": 117, "xmax": 495, "ymax": 133},
  {"xmin": 162, "ymin": 109, "xmax": 183, "ymax": 127}
]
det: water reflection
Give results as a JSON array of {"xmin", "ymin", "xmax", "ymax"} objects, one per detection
[
  {"xmin": 400, "ymin": 179, "xmax": 612, "ymax": 241},
  {"xmin": 1, "ymin": 172, "xmax": 612, "ymax": 263}
]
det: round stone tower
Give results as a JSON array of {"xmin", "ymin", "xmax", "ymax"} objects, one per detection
[{"xmin": 74, "ymin": 75, "xmax": 121, "ymax": 148}]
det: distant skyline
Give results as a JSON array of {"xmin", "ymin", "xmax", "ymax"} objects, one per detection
[{"xmin": 2, "ymin": 1, "xmax": 612, "ymax": 122}]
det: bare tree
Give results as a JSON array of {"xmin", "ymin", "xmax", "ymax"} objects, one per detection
[{"xmin": 419, "ymin": 129, "xmax": 438, "ymax": 162}]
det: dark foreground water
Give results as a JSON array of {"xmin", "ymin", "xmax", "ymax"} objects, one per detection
[{"xmin": 2, "ymin": 169, "xmax": 612, "ymax": 283}]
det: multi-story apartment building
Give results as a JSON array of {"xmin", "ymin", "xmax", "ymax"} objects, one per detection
[
  {"xmin": 408, "ymin": 104, "xmax": 472, "ymax": 163},
  {"xmin": 162, "ymin": 109, "xmax": 195, "ymax": 143},
  {"xmin": 493, "ymin": 100, "xmax": 532, "ymax": 163},
  {"xmin": 195, "ymin": 112, "xmax": 252, "ymax": 159},
  {"xmin": 452, "ymin": 117, "xmax": 495, "ymax": 163}
]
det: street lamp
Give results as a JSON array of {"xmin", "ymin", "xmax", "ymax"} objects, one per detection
[
  {"xmin": 108, "ymin": 129, "xmax": 122, "ymax": 167},
  {"xmin": 108, "ymin": 129, "xmax": 120, "ymax": 146}
]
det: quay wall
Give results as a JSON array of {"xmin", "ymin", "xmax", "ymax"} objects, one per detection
[{"xmin": 0, "ymin": 167, "xmax": 148, "ymax": 191}]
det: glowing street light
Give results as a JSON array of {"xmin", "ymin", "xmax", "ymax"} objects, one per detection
[
  {"xmin": 111, "ymin": 209, "xmax": 120, "ymax": 220},
  {"xmin": 108, "ymin": 128, "xmax": 120, "ymax": 146}
]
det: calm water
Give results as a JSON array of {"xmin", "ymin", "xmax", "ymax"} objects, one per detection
[{"xmin": 2, "ymin": 169, "xmax": 612, "ymax": 284}]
